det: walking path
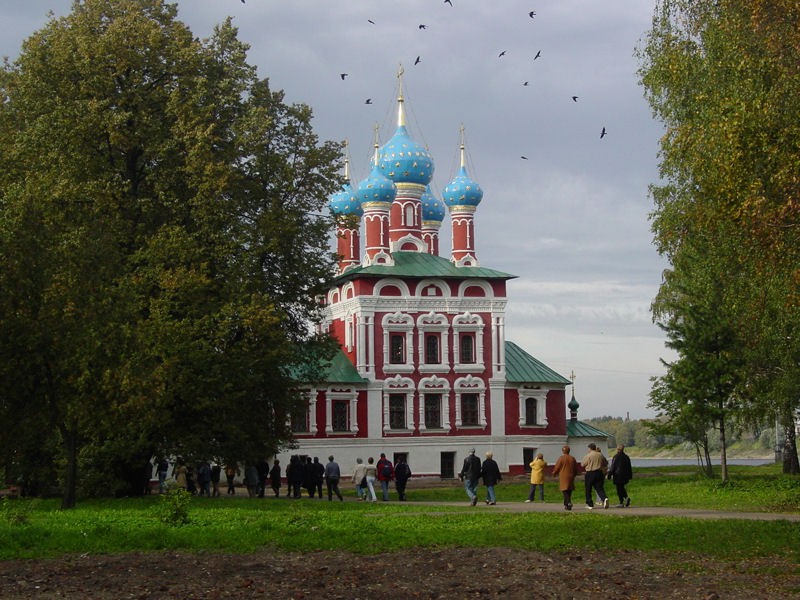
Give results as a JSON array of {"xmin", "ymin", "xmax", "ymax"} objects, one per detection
[{"xmin": 403, "ymin": 499, "xmax": 800, "ymax": 521}]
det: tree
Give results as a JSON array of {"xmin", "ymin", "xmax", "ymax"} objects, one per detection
[
  {"xmin": 639, "ymin": 0, "xmax": 800, "ymax": 474},
  {"xmin": 0, "ymin": 0, "xmax": 341, "ymax": 506}
]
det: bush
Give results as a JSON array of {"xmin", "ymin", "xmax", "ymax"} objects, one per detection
[
  {"xmin": 1, "ymin": 497, "xmax": 36, "ymax": 525},
  {"xmin": 155, "ymin": 487, "xmax": 191, "ymax": 526}
]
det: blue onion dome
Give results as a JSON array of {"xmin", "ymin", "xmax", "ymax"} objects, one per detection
[
  {"xmin": 378, "ymin": 124, "xmax": 434, "ymax": 185},
  {"xmin": 328, "ymin": 183, "xmax": 362, "ymax": 217},
  {"xmin": 443, "ymin": 164, "xmax": 483, "ymax": 207},
  {"xmin": 421, "ymin": 186, "xmax": 445, "ymax": 223},
  {"xmin": 442, "ymin": 131, "xmax": 483, "ymax": 208},
  {"xmin": 356, "ymin": 163, "xmax": 397, "ymax": 206}
]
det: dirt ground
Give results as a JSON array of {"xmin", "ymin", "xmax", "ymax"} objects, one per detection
[{"xmin": 1, "ymin": 546, "xmax": 798, "ymax": 599}]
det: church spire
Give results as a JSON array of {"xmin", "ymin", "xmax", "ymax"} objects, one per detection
[{"xmin": 396, "ymin": 64, "xmax": 406, "ymax": 128}]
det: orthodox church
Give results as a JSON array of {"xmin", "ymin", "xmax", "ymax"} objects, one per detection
[{"xmin": 275, "ymin": 73, "xmax": 607, "ymax": 477}]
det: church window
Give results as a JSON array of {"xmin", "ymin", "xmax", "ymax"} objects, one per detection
[
  {"xmin": 425, "ymin": 334, "xmax": 440, "ymax": 364},
  {"xmin": 524, "ymin": 397, "xmax": 539, "ymax": 426},
  {"xmin": 461, "ymin": 393, "xmax": 479, "ymax": 426},
  {"xmin": 291, "ymin": 404, "xmax": 309, "ymax": 433},
  {"xmin": 404, "ymin": 204, "xmax": 415, "ymax": 226},
  {"xmin": 459, "ymin": 334, "xmax": 475, "ymax": 364},
  {"xmin": 424, "ymin": 394, "xmax": 442, "ymax": 429},
  {"xmin": 390, "ymin": 334, "xmax": 405, "ymax": 364},
  {"xmin": 332, "ymin": 400, "xmax": 349, "ymax": 432},
  {"xmin": 389, "ymin": 394, "xmax": 406, "ymax": 429}
]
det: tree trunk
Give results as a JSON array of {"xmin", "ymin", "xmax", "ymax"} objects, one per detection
[
  {"xmin": 60, "ymin": 424, "xmax": 78, "ymax": 509},
  {"xmin": 782, "ymin": 420, "xmax": 800, "ymax": 475},
  {"xmin": 718, "ymin": 412, "xmax": 728, "ymax": 483}
]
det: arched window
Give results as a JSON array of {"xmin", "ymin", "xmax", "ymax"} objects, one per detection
[
  {"xmin": 460, "ymin": 334, "xmax": 475, "ymax": 364},
  {"xmin": 425, "ymin": 334, "xmax": 440, "ymax": 364}
]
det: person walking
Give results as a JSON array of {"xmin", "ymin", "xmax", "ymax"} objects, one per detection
[
  {"xmin": 287, "ymin": 455, "xmax": 303, "ymax": 498},
  {"xmin": 210, "ymin": 462, "xmax": 221, "ymax": 497},
  {"xmin": 481, "ymin": 451, "xmax": 501, "ymax": 505},
  {"xmin": 581, "ymin": 442, "xmax": 609, "ymax": 509},
  {"xmin": 394, "ymin": 456, "xmax": 412, "ymax": 501},
  {"xmin": 364, "ymin": 457, "xmax": 378, "ymax": 502},
  {"xmin": 324, "ymin": 455, "xmax": 344, "ymax": 501},
  {"xmin": 607, "ymin": 444, "xmax": 633, "ymax": 507},
  {"xmin": 244, "ymin": 463, "xmax": 259, "ymax": 498},
  {"xmin": 459, "ymin": 448, "xmax": 482, "ymax": 506},
  {"xmin": 224, "ymin": 463, "xmax": 239, "ymax": 495},
  {"xmin": 269, "ymin": 459, "xmax": 282, "ymax": 498},
  {"xmin": 551, "ymin": 445, "xmax": 578, "ymax": 510},
  {"xmin": 352, "ymin": 458, "xmax": 367, "ymax": 500},
  {"xmin": 313, "ymin": 457, "xmax": 325, "ymax": 499},
  {"xmin": 156, "ymin": 457, "xmax": 170, "ymax": 494},
  {"xmin": 376, "ymin": 453, "xmax": 394, "ymax": 501},
  {"xmin": 526, "ymin": 453, "xmax": 546, "ymax": 502},
  {"xmin": 173, "ymin": 459, "xmax": 188, "ymax": 491}
]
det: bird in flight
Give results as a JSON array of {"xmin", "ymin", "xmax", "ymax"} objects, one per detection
[
  {"xmin": 600, "ymin": 127, "xmax": 607, "ymax": 139},
  {"xmin": 340, "ymin": 73, "xmax": 348, "ymax": 80},
  {"xmin": 523, "ymin": 81, "xmax": 529, "ymax": 86},
  {"xmin": 529, "ymin": 11, "xmax": 536, "ymax": 18},
  {"xmin": 414, "ymin": 56, "xmax": 421, "ymax": 65},
  {"xmin": 365, "ymin": 99, "xmax": 372, "ymax": 104},
  {"xmin": 533, "ymin": 50, "xmax": 541, "ymax": 60},
  {"xmin": 419, "ymin": 24, "xmax": 427, "ymax": 29},
  {"xmin": 572, "ymin": 96, "xmax": 579, "ymax": 102},
  {"xmin": 498, "ymin": 50, "xmax": 506, "ymax": 57},
  {"xmin": 521, "ymin": 156, "xmax": 529, "ymax": 160},
  {"xmin": 368, "ymin": 19, "xmax": 375, "ymax": 24},
  {"xmin": 444, "ymin": 0, "xmax": 452, "ymax": 5}
]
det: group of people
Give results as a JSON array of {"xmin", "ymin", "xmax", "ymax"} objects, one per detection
[
  {"xmin": 243, "ymin": 455, "xmax": 347, "ymax": 501},
  {"xmin": 155, "ymin": 444, "xmax": 633, "ymax": 510},
  {"xmin": 165, "ymin": 459, "xmax": 222, "ymax": 497},
  {"xmin": 459, "ymin": 444, "xmax": 633, "ymax": 511},
  {"xmin": 459, "ymin": 448, "xmax": 502, "ymax": 506},
  {"xmin": 351, "ymin": 453, "xmax": 413, "ymax": 502},
  {"xmin": 549, "ymin": 443, "xmax": 633, "ymax": 511}
]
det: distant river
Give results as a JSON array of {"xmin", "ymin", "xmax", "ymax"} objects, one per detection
[{"xmin": 630, "ymin": 457, "xmax": 774, "ymax": 468}]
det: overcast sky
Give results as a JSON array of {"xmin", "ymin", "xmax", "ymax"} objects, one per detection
[{"xmin": 2, "ymin": 0, "xmax": 675, "ymax": 420}]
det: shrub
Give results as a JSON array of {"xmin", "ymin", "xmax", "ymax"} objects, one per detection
[{"xmin": 155, "ymin": 487, "xmax": 191, "ymax": 526}]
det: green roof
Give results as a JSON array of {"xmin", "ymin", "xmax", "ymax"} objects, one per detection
[
  {"xmin": 505, "ymin": 341, "xmax": 571, "ymax": 384},
  {"xmin": 325, "ymin": 349, "xmax": 367, "ymax": 384},
  {"xmin": 333, "ymin": 251, "xmax": 516, "ymax": 283},
  {"xmin": 567, "ymin": 419, "xmax": 612, "ymax": 438}
]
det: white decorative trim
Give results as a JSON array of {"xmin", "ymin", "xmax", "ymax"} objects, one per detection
[
  {"xmin": 390, "ymin": 233, "xmax": 427, "ymax": 253},
  {"xmin": 374, "ymin": 278, "xmax": 412, "ymax": 297},
  {"xmin": 416, "ymin": 312, "xmax": 449, "ymax": 372},
  {"xmin": 413, "ymin": 279, "xmax": 450, "ymax": 298},
  {"xmin": 453, "ymin": 375, "xmax": 487, "ymax": 429},
  {"xmin": 382, "ymin": 312, "xmax": 414, "ymax": 373},
  {"xmin": 418, "ymin": 375, "xmax": 451, "ymax": 432},
  {"xmin": 457, "ymin": 279, "xmax": 493, "ymax": 298},
  {"xmin": 383, "ymin": 375, "xmax": 415, "ymax": 432},
  {"xmin": 453, "ymin": 311, "xmax": 485, "ymax": 373},
  {"xmin": 517, "ymin": 386, "xmax": 548, "ymax": 428}
]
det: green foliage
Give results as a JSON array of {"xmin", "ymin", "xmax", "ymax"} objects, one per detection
[
  {"xmin": 1, "ymin": 497, "xmax": 36, "ymax": 525},
  {"xmin": 154, "ymin": 487, "xmax": 191, "ymax": 526},
  {"xmin": 637, "ymin": 0, "xmax": 800, "ymax": 476},
  {"xmin": 0, "ymin": 0, "xmax": 343, "ymax": 506}
]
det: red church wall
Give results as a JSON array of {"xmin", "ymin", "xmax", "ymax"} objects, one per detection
[{"xmin": 502, "ymin": 388, "xmax": 567, "ymax": 436}]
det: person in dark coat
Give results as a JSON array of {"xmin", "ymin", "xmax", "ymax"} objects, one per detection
[
  {"xmin": 303, "ymin": 457, "xmax": 317, "ymax": 498},
  {"xmin": 256, "ymin": 458, "xmax": 270, "ymax": 498},
  {"xmin": 312, "ymin": 457, "xmax": 325, "ymax": 499},
  {"xmin": 394, "ymin": 456, "xmax": 412, "ymax": 501},
  {"xmin": 459, "ymin": 448, "xmax": 482, "ymax": 506},
  {"xmin": 269, "ymin": 459, "xmax": 282, "ymax": 497},
  {"xmin": 607, "ymin": 444, "xmax": 633, "ymax": 507},
  {"xmin": 480, "ymin": 451, "xmax": 502, "ymax": 505},
  {"xmin": 287, "ymin": 455, "xmax": 303, "ymax": 498}
]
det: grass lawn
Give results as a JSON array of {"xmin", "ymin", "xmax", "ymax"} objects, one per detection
[{"xmin": 1, "ymin": 463, "xmax": 798, "ymax": 562}]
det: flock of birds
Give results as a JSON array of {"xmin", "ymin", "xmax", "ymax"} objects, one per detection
[{"xmin": 337, "ymin": 3, "xmax": 609, "ymax": 152}]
